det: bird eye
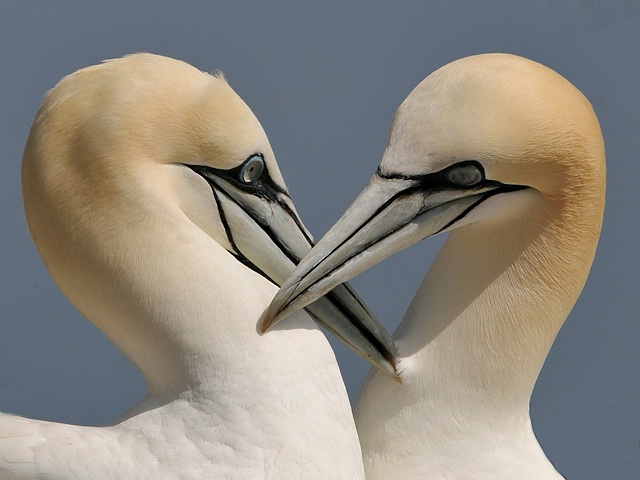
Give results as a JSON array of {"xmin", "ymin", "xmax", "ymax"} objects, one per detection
[
  {"xmin": 446, "ymin": 163, "xmax": 483, "ymax": 187},
  {"xmin": 240, "ymin": 155, "xmax": 265, "ymax": 184}
]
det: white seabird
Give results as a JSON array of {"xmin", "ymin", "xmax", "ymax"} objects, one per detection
[
  {"xmin": 0, "ymin": 53, "xmax": 397, "ymax": 479},
  {"xmin": 265, "ymin": 53, "xmax": 605, "ymax": 479}
]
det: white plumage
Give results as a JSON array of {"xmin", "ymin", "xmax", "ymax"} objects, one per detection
[
  {"xmin": 266, "ymin": 53, "xmax": 605, "ymax": 479},
  {"xmin": 1, "ymin": 53, "xmax": 397, "ymax": 479}
]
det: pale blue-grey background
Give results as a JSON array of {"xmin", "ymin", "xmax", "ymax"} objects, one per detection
[{"xmin": 1, "ymin": 3, "xmax": 638, "ymax": 478}]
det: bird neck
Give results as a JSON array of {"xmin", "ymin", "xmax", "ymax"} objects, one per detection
[
  {"xmin": 25, "ymin": 165, "xmax": 331, "ymax": 402},
  {"xmin": 354, "ymin": 189, "xmax": 602, "ymax": 478},
  {"xmin": 39, "ymin": 189, "xmax": 366, "ymax": 474}
]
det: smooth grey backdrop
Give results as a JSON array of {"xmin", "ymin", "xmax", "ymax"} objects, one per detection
[{"xmin": 1, "ymin": 3, "xmax": 638, "ymax": 478}]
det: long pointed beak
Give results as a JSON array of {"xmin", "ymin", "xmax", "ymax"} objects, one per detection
[
  {"xmin": 264, "ymin": 167, "xmax": 526, "ymax": 328},
  {"xmin": 190, "ymin": 164, "xmax": 398, "ymax": 378}
]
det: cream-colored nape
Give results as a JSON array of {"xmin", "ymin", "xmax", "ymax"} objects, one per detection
[
  {"xmin": 266, "ymin": 53, "xmax": 605, "ymax": 479},
  {"xmin": 2, "ymin": 53, "xmax": 396, "ymax": 479}
]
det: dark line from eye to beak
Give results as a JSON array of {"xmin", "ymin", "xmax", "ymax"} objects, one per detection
[
  {"xmin": 290, "ymin": 172, "xmax": 527, "ymax": 303},
  {"xmin": 209, "ymin": 187, "xmax": 274, "ymax": 284},
  {"xmin": 189, "ymin": 164, "xmax": 394, "ymax": 361},
  {"xmin": 216, "ymin": 185, "xmax": 302, "ymax": 267},
  {"xmin": 210, "ymin": 187, "xmax": 236, "ymax": 255},
  {"xmin": 188, "ymin": 164, "xmax": 307, "ymax": 269},
  {"xmin": 433, "ymin": 183, "xmax": 526, "ymax": 235},
  {"xmin": 377, "ymin": 160, "xmax": 484, "ymax": 182},
  {"xmin": 216, "ymin": 161, "xmax": 314, "ymax": 246},
  {"xmin": 288, "ymin": 175, "xmax": 425, "ymax": 293},
  {"xmin": 210, "ymin": 175, "xmax": 393, "ymax": 361},
  {"xmin": 298, "ymin": 161, "xmax": 523, "ymax": 283}
]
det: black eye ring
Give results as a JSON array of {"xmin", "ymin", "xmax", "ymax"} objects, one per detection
[
  {"xmin": 239, "ymin": 154, "xmax": 265, "ymax": 184},
  {"xmin": 446, "ymin": 163, "xmax": 484, "ymax": 187}
]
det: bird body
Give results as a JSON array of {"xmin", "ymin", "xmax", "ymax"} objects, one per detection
[
  {"xmin": 2, "ymin": 54, "xmax": 381, "ymax": 479},
  {"xmin": 266, "ymin": 54, "xmax": 605, "ymax": 479}
]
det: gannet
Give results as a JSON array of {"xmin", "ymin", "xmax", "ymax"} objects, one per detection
[
  {"xmin": 1, "ymin": 53, "xmax": 397, "ymax": 479},
  {"xmin": 265, "ymin": 53, "xmax": 605, "ymax": 479}
]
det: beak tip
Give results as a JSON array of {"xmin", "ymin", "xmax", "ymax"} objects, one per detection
[
  {"xmin": 259, "ymin": 319, "xmax": 270, "ymax": 334},
  {"xmin": 263, "ymin": 286, "xmax": 300, "ymax": 332},
  {"xmin": 382, "ymin": 358, "xmax": 402, "ymax": 382},
  {"xmin": 261, "ymin": 302, "xmax": 291, "ymax": 332},
  {"xmin": 261, "ymin": 310, "xmax": 278, "ymax": 333}
]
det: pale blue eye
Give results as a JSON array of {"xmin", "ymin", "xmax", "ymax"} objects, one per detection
[
  {"xmin": 240, "ymin": 155, "xmax": 265, "ymax": 184},
  {"xmin": 447, "ymin": 164, "xmax": 483, "ymax": 186}
]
